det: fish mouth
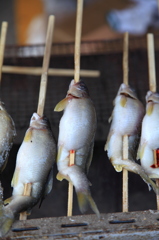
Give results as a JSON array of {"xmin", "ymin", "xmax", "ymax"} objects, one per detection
[
  {"xmin": 30, "ymin": 113, "xmax": 47, "ymax": 127},
  {"xmin": 67, "ymin": 93, "xmax": 80, "ymax": 99},
  {"xmin": 31, "ymin": 113, "xmax": 41, "ymax": 121},
  {"xmin": 120, "ymin": 92, "xmax": 135, "ymax": 99},
  {"xmin": 67, "ymin": 80, "xmax": 89, "ymax": 98}
]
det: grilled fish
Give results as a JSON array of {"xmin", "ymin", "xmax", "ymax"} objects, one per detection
[
  {"xmin": 0, "ymin": 102, "xmax": 16, "ymax": 172},
  {"xmin": 0, "ymin": 113, "xmax": 56, "ymax": 236},
  {"xmin": 137, "ymin": 91, "xmax": 159, "ymax": 178},
  {"xmin": 54, "ymin": 79, "xmax": 99, "ymax": 217},
  {"xmin": 105, "ymin": 84, "xmax": 158, "ymax": 192}
]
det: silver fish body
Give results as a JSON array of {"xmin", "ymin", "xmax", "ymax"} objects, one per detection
[
  {"xmin": 55, "ymin": 80, "xmax": 99, "ymax": 216},
  {"xmin": 105, "ymin": 83, "xmax": 144, "ymax": 168},
  {"xmin": 105, "ymin": 84, "xmax": 158, "ymax": 192},
  {"xmin": 0, "ymin": 113, "xmax": 56, "ymax": 236},
  {"xmin": 0, "ymin": 102, "xmax": 16, "ymax": 172},
  {"xmin": 137, "ymin": 91, "xmax": 159, "ymax": 178}
]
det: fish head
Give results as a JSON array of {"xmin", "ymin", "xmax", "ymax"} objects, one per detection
[
  {"xmin": 30, "ymin": 113, "xmax": 50, "ymax": 130},
  {"xmin": 67, "ymin": 79, "xmax": 89, "ymax": 98},
  {"xmin": 117, "ymin": 83, "xmax": 138, "ymax": 100},
  {"xmin": 146, "ymin": 91, "xmax": 159, "ymax": 104}
]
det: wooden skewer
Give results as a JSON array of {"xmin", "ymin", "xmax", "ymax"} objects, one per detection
[
  {"xmin": 67, "ymin": 150, "xmax": 75, "ymax": 216},
  {"xmin": 122, "ymin": 32, "xmax": 129, "ymax": 212},
  {"xmin": 123, "ymin": 32, "xmax": 129, "ymax": 86},
  {"xmin": 122, "ymin": 135, "xmax": 129, "ymax": 212},
  {"xmin": 37, "ymin": 15, "xmax": 55, "ymax": 116},
  {"xmin": 2, "ymin": 65, "xmax": 100, "ymax": 78},
  {"xmin": 74, "ymin": 0, "xmax": 83, "ymax": 83},
  {"xmin": 67, "ymin": 0, "xmax": 84, "ymax": 217},
  {"xmin": 20, "ymin": 15, "xmax": 55, "ymax": 220},
  {"xmin": 147, "ymin": 33, "xmax": 159, "ymax": 210},
  {"xmin": 147, "ymin": 34, "xmax": 156, "ymax": 92},
  {"xmin": 0, "ymin": 22, "xmax": 8, "ymax": 84}
]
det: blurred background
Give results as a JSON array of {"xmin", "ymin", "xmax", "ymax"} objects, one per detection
[
  {"xmin": 0, "ymin": 0, "xmax": 159, "ymax": 220},
  {"xmin": 1, "ymin": 0, "xmax": 159, "ymax": 45}
]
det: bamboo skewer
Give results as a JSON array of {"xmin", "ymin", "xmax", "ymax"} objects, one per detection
[
  {"xmin": 2, "ymin": 66, "xmax": 100, "ymax": 78},
  {"xmin": 67, "ymin": 0, "xmax": 83, "ymax": 217},
  {"xmin": 147, "ymin": 34, "xmax": 156, "ymax": 93},
  {"xmin": 147, "ymin": 33, "xmax": 159, "ymax": 210},
  {"xmin": 123, "ymin": 32, "xmax": 129, "ymax": 86},
  {"xmin": 122, "ymin": 135, "xmax": 129, "ymax": 212},
  {"xmin": 0, "ymin": 22, "xmax": 8, "ymax": 84},
  {"xmin": 20, "ymin": 15, "xmax": 55, "ymax": 220},
  {"xmin": 67, "ymin": 150, "xmax": 75, "ymax": 217},
  {"xmin": 74, "ymin": 0, "xmax": 83, "ymax": 83},
  {"xmin": 122, "ymin": 32, "xmax": 129, "ymax": 212},
  {"xmin": 37, "ymin": 15, "xmax": 55, "ymax": 116}
]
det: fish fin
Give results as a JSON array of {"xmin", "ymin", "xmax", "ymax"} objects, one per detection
[
  {"xmin": 88, "ymin": 194, "xmax": 100, "ymax": 218},
  {"xmin": 76, "ymin": 192, "xmax": 100, "ymax": 218},
  {"xmin": 0, "ymin": 183, "xmax": 14, "ymax": 237},
  {"xmin": 136, "ymin": 145, "xmax": 141, "ymax": 160},
  {"xmin": 0, "ymin": 216, "xmax": 14, "ymax": 237},
  {"xmin": 4, "ymin": 197, "xmax": 12, "ymax": 206},
  {"xmin": 56, "ymin": 172, "xmax": 65, "ymax": 181},
  {"xmin": 39, "ymin": 168, "xmax": 54, "ymax": 208},
  {"xmin": 44, "ymin": 167, "xmax": 53, "ymax": 196},
  {"xmin": 86, "ymin": 142, "xmax": 94, "ymax": 174},
  {"xmin": 104, "ymin": 131, "xmax": 113, "ymax": 151},
  {"xmin": 56, "ymin": 172, "xmax": 70, "ymax": 182},
  {"xmin": 146, "ymin": 102, "xmax": 154, "ymax": 116},
  {"xmin": 108, "ymin": 113, "xmax": 113, "ymax": 123},
  {"xmin": 0, "ymin": 156, "xmax": 9, "ymax": 173},
  {"xmin": 11, "ymin": 168, "xmax": 20, "ymax": 187},
  {"xmin": 24, "ymin": 128, "xmax": 32, "ymax": 142},
  {"xmin": 137, "ymin": 143, "xmax": 146, "ymax": 160},
  {"xmin": 113, "ymin": 164, "xmax": 125, "ymax": 172},
  {"xmin": 57, "ymin": 145, "xmax": 63, "ymax": 163},
  {"xmin": 54, "ymin": 98, "xmax": 68, "ymax": 112},
  {"xmin": 120, "ymin": 95, "xmax": 127, "ymax": 107}
]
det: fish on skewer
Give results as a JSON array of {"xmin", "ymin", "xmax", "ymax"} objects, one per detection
[
  {"xmin": 54, "ymin": 79, "xmax": 100, "ymax": 217},
  {"xmin": 137, "ymin": 91, "xmax": 159, "ymax": 178},
  {"xmin": 0, "ymin": 113, "xmax": 56, "ymax": 236},
  {"xmin": 0, "ymin": 101, "xmax": 16, "ymax": 172},
  {"xmin": 105, "ymin": 83, "xmax": 158, "ymax": 192}
]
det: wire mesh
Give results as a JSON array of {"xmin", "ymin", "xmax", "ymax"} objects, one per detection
[
  {"xmin": 1, "ymin": 37, "xmax": 159, "ymax": 219},
  {"xmin": 2, "ymin": 37, "xmax": 158, "ymax": 143}
]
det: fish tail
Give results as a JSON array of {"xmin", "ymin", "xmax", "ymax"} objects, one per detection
[
  {"xmin": 0, "ymin": 214, "xmax": 14, "ymax": 237},
  {"xmin": 57, "ymin": 165, "xmax": 100, "ymax": 217},
  {"xmin": 138, "ymin": 169, "xmax": 159, "ymax": 195},
  {"xmin": 76, "ymin": 192, "xmax": 88, "ymax": 213},
  {"xmin": 0, "ymin": 182, "xmax": 14, "ymax": 237},
  {"xmin": 120, "ymin": 159, "xmax": 159, "ymax": 194},
  {"xmin": 88, "ymin": 194, "xmax": 100, "ymax": 218},
  {"xmin": 76, "ymin": 191, "xmax": 100, "ymax": 218}
]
